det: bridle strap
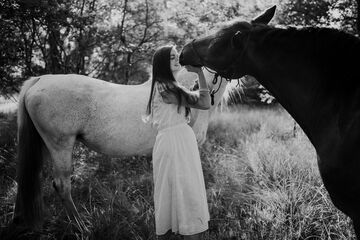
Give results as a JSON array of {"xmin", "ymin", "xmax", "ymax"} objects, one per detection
[
  {"xmin": 189, "ymin": 40, "xmax": 234, "ymax": 105},
  {"xmin": 190, "ymin": 39, "xmax": 233, "ymax": 79}
]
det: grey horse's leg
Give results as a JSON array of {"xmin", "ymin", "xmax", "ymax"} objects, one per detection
[{"xmin": 47, "ymin": 137, "xmax": 89, "ymax": 233}]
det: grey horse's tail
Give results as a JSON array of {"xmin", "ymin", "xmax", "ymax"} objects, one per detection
[{"xmin": 13, "ymin": 77, "xmax": 45, "ymax": 229}]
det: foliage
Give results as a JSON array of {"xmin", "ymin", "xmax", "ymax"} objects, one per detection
[
  {"xmin": 278, "ymin": 0, "xmax": 357, "ymax": 34},
  {"xmin": 0, "ymin": 0, "xmax": 358, "ymax": 100},
  {"xmin": 90, "ymin": 0, "xmax": 164, "ymax": 84},
  {"xmin": 0, "ymin": 0, "xmax": 98, "ymax": 92},
  {"xmin": 277, "ymin": 0, "xmax": 333, "ymax": 26},
  {"xmin": 0, "ymin": 0, "xmax": 164, "ymax": 90}
]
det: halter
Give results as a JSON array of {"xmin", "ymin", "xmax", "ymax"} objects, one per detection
[{"xmin": 189, "ymin": 38, "xmax": 244, "ymax": 105}]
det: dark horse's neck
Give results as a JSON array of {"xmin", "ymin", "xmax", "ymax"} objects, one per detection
[{"xmin": 244, "ymin": 26, "xmax": 360, "ymax": 150}]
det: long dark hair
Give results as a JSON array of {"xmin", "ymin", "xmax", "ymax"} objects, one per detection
[{"xmin": 146, "ymin": 45, "xmax": 190, "ymax": 117}]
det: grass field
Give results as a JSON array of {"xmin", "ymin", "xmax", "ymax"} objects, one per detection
[{"xmin": 0, "ymin": 105, "xmax": 356, "ymax": 239}]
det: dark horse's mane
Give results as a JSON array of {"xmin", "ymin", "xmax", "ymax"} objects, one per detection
[
  {"xmin": 243, "ymin": 23, "xmax": 360, "ymax": 88},
  {"xmin": 221, "ymin": 21, "xmax": 360, "ymax": 64},
  {"xmin": 253, "ymin": 24, "xmax": 359, "ymax": 54}
]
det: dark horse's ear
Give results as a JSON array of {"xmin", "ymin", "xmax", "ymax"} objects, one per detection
[{"xmin": 251, "ymin": 5, "xmax": 276, "ymax": 24}]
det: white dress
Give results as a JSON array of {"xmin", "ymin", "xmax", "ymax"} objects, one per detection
[{"xmin": 146, "ymin": 84, "xmax": 210, "ymax": 235}]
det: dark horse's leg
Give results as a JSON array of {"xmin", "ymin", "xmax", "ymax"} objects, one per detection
[{"xmin": 319, "ymin": 160, "xmax": 360, "ymax": 239}]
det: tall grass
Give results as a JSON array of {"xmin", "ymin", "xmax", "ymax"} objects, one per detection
[
  {"xmin": 0, "ymin": 106, "xmax": 355, "ymax": 239},
  {"xmin": 203, "ymin": 106, "xmax": 354, "ymax": 239}
]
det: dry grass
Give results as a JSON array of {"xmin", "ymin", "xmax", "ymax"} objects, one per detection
[{"xmin": 0, "ymin": 105, "xmax": 356, "ymax": 239}]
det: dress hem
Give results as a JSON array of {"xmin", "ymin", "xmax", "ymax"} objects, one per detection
[{"xmin": 156, "ymin": 222, "xmax": 209, "ymax": 236}]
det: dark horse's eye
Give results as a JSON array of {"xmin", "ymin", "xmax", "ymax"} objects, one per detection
[
  {"xmin": 234, "ymin": 31, "xmax": 241, "ymax": 37},
  {"xmin": 231, "ymin": 31, "xmax": 242, "ymax": 48}
]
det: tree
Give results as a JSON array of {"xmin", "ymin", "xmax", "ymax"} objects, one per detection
[
  {"xmin": 0, "ymin": 0, "xmax": 100, "ymax": 95},
  {"xmin": 160, "ymin": 0, "xmax": 254, "ymax": 46},
  {"xmin": 89, "ymin": 0, "xmax": 163, "ymax": 84},
  {"xmin": 327, "ymin": 0, "xmax": 358, "ymax": 35},
  {"xmin": 277, "ymin": 0, "xmax": 357, "ymax": 34}
]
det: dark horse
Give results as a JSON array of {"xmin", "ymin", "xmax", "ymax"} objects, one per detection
[{"xmin": 180, "ymin": 5, "xmax": 360, "ymax": 238}]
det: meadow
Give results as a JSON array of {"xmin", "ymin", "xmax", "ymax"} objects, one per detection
[{"xmin": 0, "ymin": 104, "xmax": 356, "ymax": 240}]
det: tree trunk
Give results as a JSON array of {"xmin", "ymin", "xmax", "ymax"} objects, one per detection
[
  {"xmin": 77, "ymin": 0, "xmax": 86, "ymax": 74},
  {"xmin": 20, "ymin": 18, "xmax": 35, "ymax": 77},
  {"xmin": 48, "ymin": 24, "xmax": 62, "ymax": 74},
  {"xmin": 357, "ymin": 0, "xmax": 360, "ymax": 35},
  {"xmin": 124, "ymin": 53, "xmax": 132, "ymax": 85},
  {"xmin": 23, "ymin": 35, "xmax": 33, "ymax": 77}
]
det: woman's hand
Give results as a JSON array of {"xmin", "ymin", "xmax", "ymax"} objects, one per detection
[
  {"xmin": 157, "ymin": 82, "xmax": 178, "ymax": 104},
  {"xmin": 185, "ymin": 65, "xmax": 202, "ymax": 74}
]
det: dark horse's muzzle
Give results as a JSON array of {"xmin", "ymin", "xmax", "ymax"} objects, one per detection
[
  {"xmin": 179, "ymin": 52, "xmax": 185, "ymax": 66},
  {"xmin": 179, "ymin": 40, "xmax": 204, "ymax": 67}
]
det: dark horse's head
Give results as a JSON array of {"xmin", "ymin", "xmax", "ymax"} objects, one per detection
[{"xmin": 179, "ymin": 6, "xmax": 276, "ymax": 79}]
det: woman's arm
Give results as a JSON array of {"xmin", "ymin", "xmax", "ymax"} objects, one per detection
[
  {"xmin": 159, "ymin": 67, "xmax": 211, "ymax": 110},
  {"xmin": 185, "ymin": 67, "xmax": 211, "ymax": 110}
]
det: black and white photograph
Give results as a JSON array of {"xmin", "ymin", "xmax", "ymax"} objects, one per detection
[{"xmin": 1, "ymin": 0, "xmax": 360, "ymax": 239}]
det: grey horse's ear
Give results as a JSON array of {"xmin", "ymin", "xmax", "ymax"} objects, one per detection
[
  {"xmin": 231, "ymin": 31, "xmax": 242, "ymax": 48},
  {"xmin": 251, "ymin": 5, "xmax": 276, "ymax": 24}
]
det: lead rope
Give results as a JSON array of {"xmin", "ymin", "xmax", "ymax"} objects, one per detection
[
  {"xmin": 210, "ymin": 73, "xmax": 221, "ymax": 105},
  {"xmin": 206, "ymin": 70, "xmax": 238, "ymax": 105}
]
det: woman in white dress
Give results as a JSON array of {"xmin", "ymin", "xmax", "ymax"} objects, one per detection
[{"xmin": 143, "ymin": 45, "xmax": 211, "ymax": 240}]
